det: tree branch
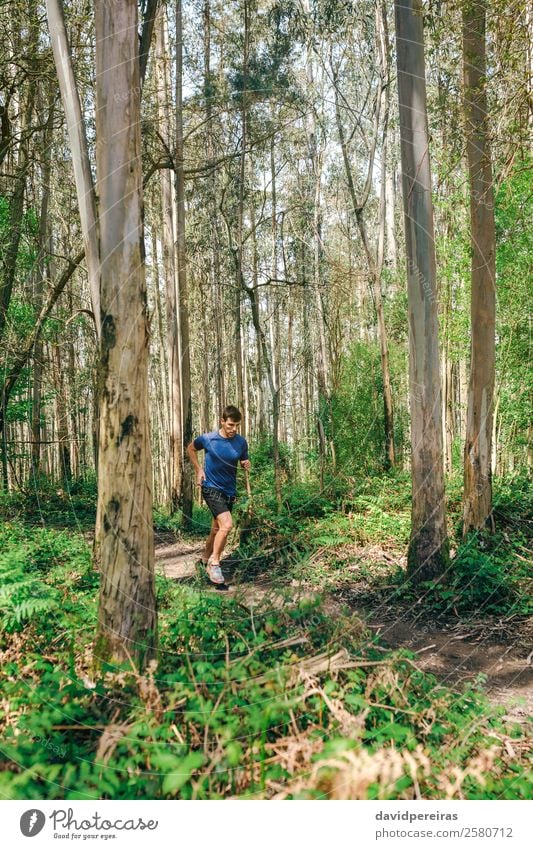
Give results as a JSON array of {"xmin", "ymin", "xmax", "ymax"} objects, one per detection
[
  {"xmin": 139, "ymin": 0, "xmax": 160, "ymax": 88},
  {"xmin": 1, "ymin": 249, "xmax": 86, "ymax": 410}
]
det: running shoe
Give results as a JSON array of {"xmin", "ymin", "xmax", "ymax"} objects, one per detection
[{"xmin": 206, "ymin": 562, "xmax": 228, "ymax": 590}]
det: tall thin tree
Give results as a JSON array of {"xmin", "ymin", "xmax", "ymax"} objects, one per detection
[
  {"xmin": 394, "ymin": 0, "xmax": 449, "ymax": 581},
  {"xmin": 94, "ymin": 0, "xmax": 156, "ymax": 666},
  {"xmin": 462, "ymin": 0, "xmax": 496, "ymax": 534},
  {"xmin": 47, "ymin": 0, "xmax": 157, "ymax": 667},
  {"xmin": 175, "ymin": 0, "xmax": 193, "ymax": 522}
]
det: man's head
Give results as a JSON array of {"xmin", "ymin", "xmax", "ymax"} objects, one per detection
[{"xmin": 220, "ymin": 405, "xmax": 242, "ymax": 438}]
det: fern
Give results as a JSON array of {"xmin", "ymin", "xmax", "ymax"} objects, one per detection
[{"xmin": 0, "ymin": 546, "xmax": 59, "ymax": 632}]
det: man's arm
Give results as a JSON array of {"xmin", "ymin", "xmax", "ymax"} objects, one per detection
[
  {"xmin": 240, "ymin": 439, "xmax": 251, "ymax": 471},
  {"xmin": 186, "ymin": 441, "xmax": 206, "ymax": 487}
]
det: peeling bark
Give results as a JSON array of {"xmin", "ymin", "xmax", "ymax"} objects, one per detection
[
  {"xmin": 462, "ymin": 0, "xmax": 496, "ymax": 534},
  {"xmin": 394, "ymin": 0, "xmax": 449, "ymax": 581},
  {"xmin": 94, "ymin": 0, "xmax": 156, "ymax": 668}
]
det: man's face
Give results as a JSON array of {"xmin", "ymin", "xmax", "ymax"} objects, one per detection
[{"xmin": 220, "ymin": 417, "xmax": 240, "ymax": 438}]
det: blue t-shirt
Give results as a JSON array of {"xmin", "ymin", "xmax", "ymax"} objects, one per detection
[{"xmin": 193, "ymin": 431, "xmax": 249, "ymax": 497}]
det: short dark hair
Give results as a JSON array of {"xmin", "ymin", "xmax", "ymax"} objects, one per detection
[{"xmin": 222, "ymin": 405, "xmax": 242, "ymax": 422}]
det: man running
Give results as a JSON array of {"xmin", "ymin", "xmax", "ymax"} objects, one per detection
[{"xmin": 186, "ymin": 405, "xmax": 251, "ymax": 588}]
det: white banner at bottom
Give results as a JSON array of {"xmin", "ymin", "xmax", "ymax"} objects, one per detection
[{"xmin": 3, "ymin": 800, "xmax": 531, "ymax": 849}]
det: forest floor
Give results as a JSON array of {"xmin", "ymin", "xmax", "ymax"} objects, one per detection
[
  {"xmin": 2, "ymin": 489, "xmax": 531, "ymax": 800},
  {"xmin": 155, "ymin": 534, "xmax": 533, "ymax": 725}
]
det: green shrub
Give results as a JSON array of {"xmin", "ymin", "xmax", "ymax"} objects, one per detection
[
  {"xmin": 1, "ymin": 464, "xmax": 531, "ymax": 800},
  {"xmin": 153, "ymin": 502, "xmax": 214, "ymax": 537},
  {"xmin": 421, "ymin": 532, "xmax": 532, "ymax": 616},
  {"xmin": 0, "ymin": 475, "xmax": 97, "ymax": 528},
  {"xmin": 0, "ymin": 546, "xmax": 59, "ymax": 632},
  {"xmin": 2, "ymin": 579, "xmax": 530, "ymax": 800}
]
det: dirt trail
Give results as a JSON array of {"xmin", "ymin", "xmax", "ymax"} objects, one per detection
[
  {"xmin": 155, "ymin": 538, "xmax": 533, "ymax": 724},
  {"xmin": 155, "ymin": 538, "xmax": 203, "ymax": 580},
  {"xmin": 363, "ymin": 615, "xmax": 532, "ymax": 723}
]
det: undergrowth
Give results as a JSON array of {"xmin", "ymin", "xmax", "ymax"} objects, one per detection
[
  {"xmin": 0, "ymin": 469, "xmax": 530, "ymax": 799},
  {"xmin": 0, "ymin": 476, "xmax": 97, "ymax": 529},
  {"xmin": 0, "ymin": 523, "xmax": 531, "ymax": 800}
]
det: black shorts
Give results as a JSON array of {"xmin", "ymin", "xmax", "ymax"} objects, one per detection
[{"xmin": 201, "ymin": 486, "xmax": 236, "ymax": 518}]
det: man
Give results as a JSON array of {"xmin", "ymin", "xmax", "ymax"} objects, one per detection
[{"xmin": 186, "ymin": 405, "xmax": 251, "ymax": 588}]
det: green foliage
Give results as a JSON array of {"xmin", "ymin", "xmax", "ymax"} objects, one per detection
[
  {"xmin": 250, "ymin": 435, "xmax": 291, "ymax": 475},
  {"xmin": 0, "ymin": 476, "xmax": 97, "ymax": 528},
  {"xmin": 329, "ymin": 342, "xmax": 408, "ymax": 475},
  {"xmin": 330, "ymin": 343, "xmax": 385, "ymax": 474},
  {"xmin": 0, "ymin": 467, "xmax": 529, "ymax": 800},
  {"xmin": 4, "ymin": 299, "xmax": 38, "ymax": 338},
  {"xmin": 420, "ymin": 533, "xmax": 531, "ymax": 616},
  {"xmin": 494, "ymin": 157, "xmax": 533, "ymax": 464},
  {"xmin": 153, "ymin": 503, "xmax": 214, "ymax": 537},
  {"xmin": 0, "ymin": 505, "xmax": 531, "ymax": 800},
  {"xmin": 152, "ymin": 507, "xmax": 184, "ymax": 534},
  {"xmin": 281, "ymin": 478, "xmax": 330, "ymax": 518},
  {"xmin": 0, "ymin": 196, "xmax": 39, "ymax": 277},
  {"xmin": 399, "ymin": 473, "xmax": 533, "ymax": 616},
  {"xmin": 492, "ymin": 473, "xmax": 533, "ymax": 527},
  {"xmin": 0, "ymin": 545, "xmax": 59, "ymax": 632},
  {"xmin": 347, "ymin": 494, "xmax": 410, "ymax": 544},
  {"xmin": 382, "ymin": 286, "xmax": 408, "ymax": 344}
]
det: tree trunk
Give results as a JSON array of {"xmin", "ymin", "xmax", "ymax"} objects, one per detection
[
  {"xmin": 307, "ymin": 63, "xmax": 330, "ymax": 478},
  {"xmin": 203, "ymin": 0, "xmax": 226, "ymax": 418},
  {"xmin": 462, "ymin": 0, "xmax": 496, "ymax": 534},
  {"xmin": 385, "ymin": 165, "xmax": 398, "ymax": 274},
  {"xmin": 31, "ymin": 336, "xmax": 44, "ymax": 479},
  {"xmin": 94, "ymin": 0, "xmax": 156, "ymax": 668},
  {"xmin": 46, "ymin": 0, "xmax": 101, "ymax": 335},
  {"xmin": 52, "ymin": 343, "xmax": 72, "ymax": 483},
  {"xmin": 155, "ymin": 9, "xmax": 182, "ymax": 512},
  {"xmin": 233, "ymin": 0, "xmax": 249, "ymax": 424},
  {"xmin": 394, "ymin": 0, "xmax": 449, "ymax": 582},
  {"xmin": 139, "ymin": 0, "xmax": 160, "ymax": 88},
  {"xmin": 0, "ymin": 152, "xmax": 27, "ymax": 346},
  {"xmin": 151, "ymin": 227, "xmax": 170, "ymax": 502},
  {"xmin": 526, "ymin": 0, "xmax": 533, "ymax": 150},
  {"xmin": 67, "ymin": 289, "xmax": 80, "ymax": 480},
  {"xmin": 269, "ymin": 132, "xmax": 282, "ymax": 510},
  {"xmin": 31, "ymin": 92, "xmax": 55, "ymax": 481},
  {"xmin": 175, "ymin": 0, "xmax": 193, "ymax": 523},
  {"xmin": 0, "ymin": 60, "xmax": 28, "ymax": 465}
]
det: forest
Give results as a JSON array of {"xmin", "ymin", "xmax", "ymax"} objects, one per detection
[{"xmin": 0, "ymin": 0, "xmax": 531, "ymax": 801}]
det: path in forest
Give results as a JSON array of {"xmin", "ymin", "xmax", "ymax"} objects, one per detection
[
  {"xmin": 155, "ymin": 537, "xmax": 533, "ymax": 724},
  {"xmin": 155, "ymin": 537, "xmax": 204, "ymax": 581},
  {"xmin": 363, "ymin": 614, "xmax": 532, "ymax": 723}
]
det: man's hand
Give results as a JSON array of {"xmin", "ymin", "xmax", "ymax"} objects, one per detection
[
  {"xmin": 241, "ymin": 459, "xmax": 251, "ymax": 472},
  {"xmin": 187, "ymin": 441, "xmax": 205, "ymax": 486}
]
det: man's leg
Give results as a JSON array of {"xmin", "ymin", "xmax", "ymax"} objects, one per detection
[
  {"xmin": 211, "ymin": 511, "xmax": 233, "ymax": 564},
  {"xmin": 202, "ymin": 518, "xmax": 219, "ymax": 562}
]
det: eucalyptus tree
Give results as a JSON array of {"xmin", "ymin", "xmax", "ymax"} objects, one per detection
[
  {"xmin": 47, "ymin": 0, "xmax": 158, "ymax": 667},
  {"xmin": 94, "ymin": 0, "xmax": 158, "ymax": 665},
  {"xmin": 394, "ymin": 0, "xmax": 449, "ymax": 581},
  {"xmin": 462, "ymin": 0, "xmax": 496, "ymax": 534},
  {"xmin": 175, "ymin": 0, "xmax": 194, "ymax": 522},
  {"xmin": 154, "ymin": 6, "xmax": 179, "ymax": 510}
]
